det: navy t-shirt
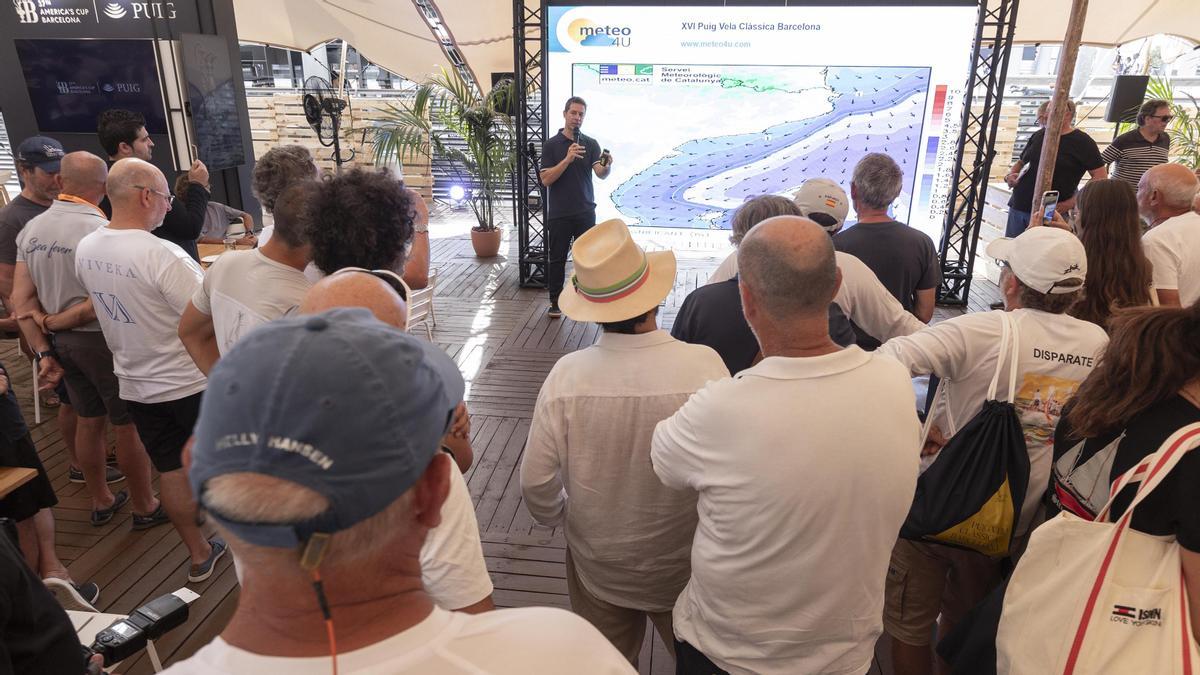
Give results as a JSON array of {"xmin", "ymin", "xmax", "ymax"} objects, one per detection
[
  {"xmin": 541, "ymin": 130, "xmax": 601, "ymax": 219},
  {"xmin": 670, "ymin": 277, "xmax": 856, "ymax": 375}
]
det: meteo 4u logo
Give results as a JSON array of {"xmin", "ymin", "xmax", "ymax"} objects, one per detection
[{"xmin": 568, "ymin": 18, "xmax": 632, "ymax": 47}]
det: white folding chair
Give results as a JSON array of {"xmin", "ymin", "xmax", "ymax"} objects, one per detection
[
  {"xmin": 30, "ymin": 357, "xmax": 40, "ymax": 425},
  {"xmin": 405, "ymin": 267, "xmax": 438, "ymax": 341},
  {"xmin": 68, "ymin": 610, "xmax": 164, "ymax": 672}
]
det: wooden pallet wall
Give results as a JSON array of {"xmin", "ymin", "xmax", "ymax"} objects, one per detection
[{"xmin": 247, "ymin": 95, "xmax": 433, "ymax": 203}]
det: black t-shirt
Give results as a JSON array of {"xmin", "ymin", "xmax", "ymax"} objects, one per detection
[
  {"xmin": 1051, "ymin": 395, "xmax": 1200, "ymax": 551},
  {"xmin": 0, "ymin": 528, "xmax": 86, "ymax": 675},
  {"xmin": 832, "ymin": 220, "xmax": 940, "ymax": 349},
  {"xmin": 541, "ymin": 130, "xmax": 601, "ymax": 219},
  {"xmin": 0, "ymin": 196, "xmax": 50, "ymax": 267},
  {"xmin": 670, "ymin": 277, "xmax": 856, "ymax": 374},
  {"xmin": 1009, "ymin": 128, "xmax": 1105, "ymax": 212}
]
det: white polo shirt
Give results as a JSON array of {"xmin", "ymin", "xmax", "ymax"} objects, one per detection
[
  {"xmin": 162, "ymin": 606, "xmax": 636, "ymax": 674},
  {"xmin": 652, "ymin": 347, "xmax": 921, "ymax": 675},
  {"xmin": 709, "ymin": 251, "xmax": 925, "ymax": 342},
  {"xmin": 1143, "ymin": 210, "xmax": 1200, "ymax": 307}
]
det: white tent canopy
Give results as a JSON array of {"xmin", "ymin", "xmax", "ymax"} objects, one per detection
[
  {"xmin": 231, "ymin": 1, "xmax": 1200, "ymax": 86},
  {"xmin": 1009, "ymin": 0, "xmax": 1200, "ymax": 47},
  {"xmin": 230, "ymin": 0, "xmax": 518, "ymax": 86}
]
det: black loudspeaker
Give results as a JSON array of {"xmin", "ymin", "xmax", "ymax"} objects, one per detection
[
  {"xmin": 1105, "ymin": 75, "xmax": 1150, "ymax": 123},
  {"xmin": 491, "ymin": 72, "xmax": 517, "ymax": 117}
]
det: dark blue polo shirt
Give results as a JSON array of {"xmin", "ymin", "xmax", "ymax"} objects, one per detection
[
  {"xmin": 541, "ymin": 129, "xmax": 601, "ymax": 219},
  {"xmin": 671, "ymin": 277, "xmax": 856, "ymax": 375}
]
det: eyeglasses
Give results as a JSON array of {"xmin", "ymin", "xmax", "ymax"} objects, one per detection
[
  {"xmin": 331, "ymin": 267, "xmax": 408, "ymax": 301},
  {"xmin": 132, "ymin": 185, "xmax": 176, "ymax": 207},
  {"xmin": 1151, "ymin": 115, "xmax": 1173, "ymax": 123}
]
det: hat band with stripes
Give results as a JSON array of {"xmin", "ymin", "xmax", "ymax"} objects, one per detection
[{"xmin": 571, "ymin": 252, "xmax": 650, "ymax": 304}]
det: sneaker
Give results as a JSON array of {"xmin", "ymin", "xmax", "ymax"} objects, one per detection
[
  {"xmin": 131, "ymin": 503, "xmax": 170, "ymax": 531},
  {"xmin": 44, "ymin": 577, "xmax": 99, "ymax": 612},
  {"xmin": 90, "ymin": 489, "xmax": 130, "ymax": 527},
  {"xmin": 547, "ymin": 302, "xmax": 562, "ymax": 319},
  {"xmin": 188, "ymin": 537, "xmax": 228, "ymax": 583},
  {"xmin": 989, "ymin": 301, "xmax": 1005, "ymax": 310},
  {"xmin": 68, "ymin": 465, "xmax": 126, "ymax": 484}
]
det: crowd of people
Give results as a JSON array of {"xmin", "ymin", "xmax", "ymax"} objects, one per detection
[{"xmin": 0, "ymin": 92, "xmax": 1196, "ymax": 675}]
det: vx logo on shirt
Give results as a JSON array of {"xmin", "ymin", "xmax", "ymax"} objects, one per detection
[{"xmin": 93, "ymin": 293, "xmax": 136, "ymax": 324}]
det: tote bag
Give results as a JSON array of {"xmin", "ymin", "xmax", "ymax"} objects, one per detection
[
  {"xmin": 900, "ymin": 311, "xmax": 1030, "ymax": 558},
  {"xmin": 996, "ymin": 423, "xmax": 1200, "ymax": 674}
]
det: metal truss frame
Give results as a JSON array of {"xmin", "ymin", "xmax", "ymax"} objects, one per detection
[
  {"xmin": 513, "ymin": 0, "xmax": 548, "ymax": 287},
  {"xmin": 937, "ymin": 0, "xmax": 1020, "ymax": 305},
  {"xmin": 513, "ymin": 0, "xmax": 1019, "ymax": 298}
]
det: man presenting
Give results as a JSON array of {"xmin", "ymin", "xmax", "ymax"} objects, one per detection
[{"xmin": 540, "ymin": 96, "xmax": 612, "ymax": 318}]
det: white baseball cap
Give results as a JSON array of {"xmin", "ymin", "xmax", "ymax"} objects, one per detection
[
  {"xmin": 986, "ymin": 226, "xmax": 1087, "ymax": 294},
  {"xmin": 793, "ymin": 178, "xmax": 849, "ymax": 233}
]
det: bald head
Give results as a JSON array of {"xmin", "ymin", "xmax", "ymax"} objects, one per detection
[
  {"xmin": 59, "ymin": 152, "xmax": 108, "ymax": 205},
  {"xmin": 739, "ymin": 216, "xmax": 838, "ymax": 320},
  {"xmin": 1139, "ymin": 163, "xmax": 1199, "ymax": 222},
  {"xmin": 300, "ymin": 272, "xmax": 408, "ymax": 328},
  {"xmin": 106, "ymin": 157, "xmax": 172, "ymax": 229}
]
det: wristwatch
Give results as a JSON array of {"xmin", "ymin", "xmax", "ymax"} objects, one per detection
[
  {"xmin": 414, "ymin": 218, "xmax": 429, "ymax": 234},
  {"xmin": 34, "ymin": 349, "xmax": 56, "ymax": 362}
]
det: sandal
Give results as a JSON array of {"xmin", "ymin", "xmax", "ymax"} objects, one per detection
[{"xmin": 90, "ymin": 490, "xmax": 129, "ymax": 527}]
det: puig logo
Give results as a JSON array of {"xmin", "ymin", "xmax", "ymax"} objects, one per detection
[{"xmin": 103, "ymin": 2, "xmax": 125, "ymax": 18}]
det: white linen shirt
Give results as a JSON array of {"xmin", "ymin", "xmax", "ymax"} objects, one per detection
[
  {"xmin": 710, "ymin": 250, "xmax": 925, "ymax": 341},
  {"xmin": 1143, "ymin": 210, "xmax": 1200, "ymax": 307},
  {"xmin": 652, "ymin": 347, "xmax": 921, "ymax": 675},
  {"xmin": 522, "ymin": 330, "xmax": 728, "ymax": 612}
]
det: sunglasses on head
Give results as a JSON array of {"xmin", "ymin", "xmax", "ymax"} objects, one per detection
[{"xmin": 331, "ymin": 267, "xmax": 408, "ymax": 301}]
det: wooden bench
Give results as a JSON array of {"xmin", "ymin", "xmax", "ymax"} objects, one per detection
[{"xmin": 0, "ymin": 467, "xmax": 36, "ymax": 499}]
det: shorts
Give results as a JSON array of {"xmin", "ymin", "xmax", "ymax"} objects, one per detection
[
  {"xmin": 0, "ymin": 433, "xmax": 57, "ymax": 522},
  {"xmin": 53, "ymin": 331, "xmax": 129, "ymax": 424},
  {"xmin": 126, "ymin": 392, "xmax": 203, "ymax": 473},
  {"xmin": 883, "ymin": 538, "xmax": 1002, "ymax": 646}
]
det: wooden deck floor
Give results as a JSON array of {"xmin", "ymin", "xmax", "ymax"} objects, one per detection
[{"xmin": 8, "ymin": 209, "xmax": 999, "ymax": 674}]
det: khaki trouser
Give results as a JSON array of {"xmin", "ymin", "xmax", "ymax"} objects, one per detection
[{"xmin": 565, "ymin": 550, "xmax": 676, "ymax": 667}]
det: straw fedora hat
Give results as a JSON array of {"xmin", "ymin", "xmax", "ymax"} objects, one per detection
[{"xmin": 557, "ymin": 219, "xmax": 676, "ymax": 323}]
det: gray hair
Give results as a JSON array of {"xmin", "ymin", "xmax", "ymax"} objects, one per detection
[
  {"xmin": 739, "ymin": 221, "xmax": 838, "ymax": 318},
  {"xmin": 1151, "ymin": 171, "xmax": 1200, "ymax": 210},
  {"xmin": 252, "ymin": 145, "xmax": 318, "ymax": 213},
  {"xmin": 205, "ymin": 472, "xmax": 415, "ymax": 567},
  {"xmin": 851, "ymin": 153, "xmax": 903, "ymax": 210},
  {"xmin": 729, "ymin": 195, "xmax": 802, "ymax": 245}
]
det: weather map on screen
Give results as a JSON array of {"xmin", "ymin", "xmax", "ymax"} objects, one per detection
[{"xmin": 546, "ymin": 3, "xmax": 979, "ymax": 249}]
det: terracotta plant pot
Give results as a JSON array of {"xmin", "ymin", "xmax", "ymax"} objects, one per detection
[{"xmin": 470, "ymin": 227, "xmax": 503, "ymax": 258}]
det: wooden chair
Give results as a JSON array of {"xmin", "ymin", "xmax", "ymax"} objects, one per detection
[{"xmin": 404, "ymin": 267, "xmax": 438, "ymax": 341}]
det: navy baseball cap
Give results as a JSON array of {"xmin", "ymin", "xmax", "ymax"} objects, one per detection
[
  {"xmin": 16, "ymin": 136, "xmax": 64, "ymax": 173},
  {"xmin": 189, "ymin": 307, "xmax": 465, "ymax": 549}
]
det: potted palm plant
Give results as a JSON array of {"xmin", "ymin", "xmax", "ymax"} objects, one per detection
[{"xmin": 372, "ymin": 68, "xmax": 516, "ymax": 257}]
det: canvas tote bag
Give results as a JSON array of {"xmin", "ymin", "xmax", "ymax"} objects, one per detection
[
  {"xmin": 900, "ymin": 310, "xmax": 1029, "ymax": 557},
  {"xmin": 996, "ymin": 422, "xmax": 1200, "ymax": 674}
]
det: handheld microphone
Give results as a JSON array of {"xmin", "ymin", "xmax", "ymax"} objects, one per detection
[{"xmin": 574, "ymin": 127, "xmax": 588, "ymax": 162}]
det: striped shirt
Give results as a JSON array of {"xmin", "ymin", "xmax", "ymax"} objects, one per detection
[{"xmin": 1102, "ymin": 129, "xmax": 1170, "ymax": 189}]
